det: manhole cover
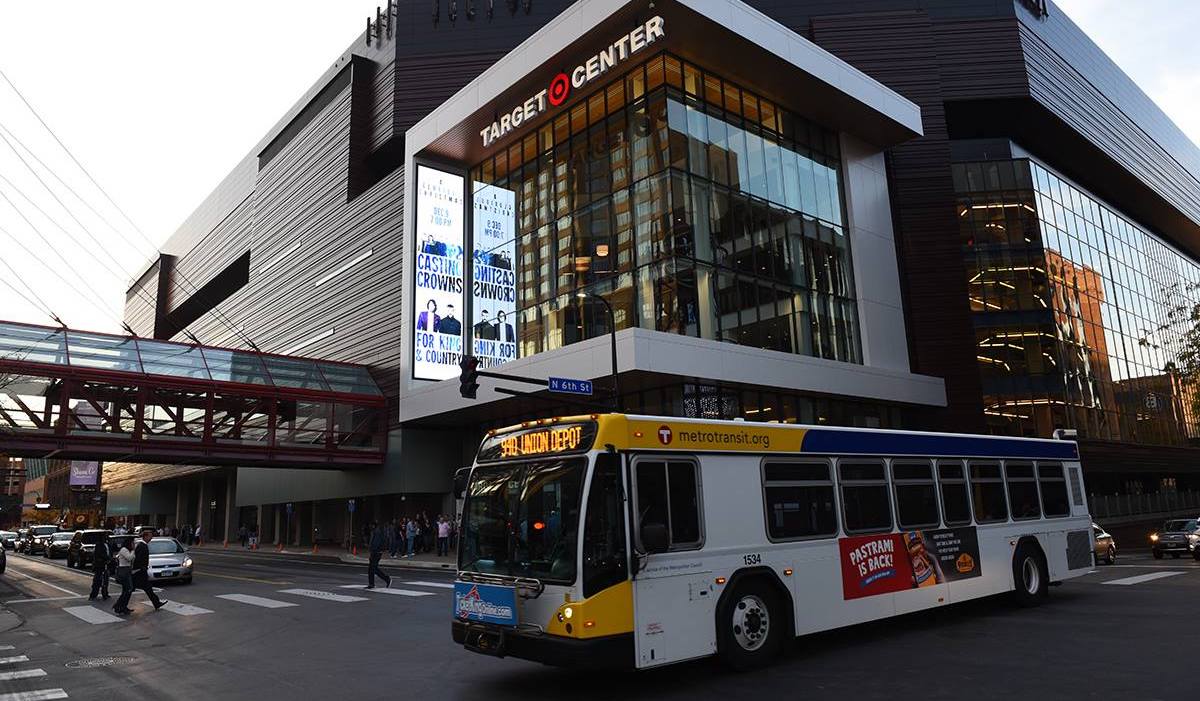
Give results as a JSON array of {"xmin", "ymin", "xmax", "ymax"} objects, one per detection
[{"xmin": 65, "ymin": 656, "xmax": 137, "ymax": 669}]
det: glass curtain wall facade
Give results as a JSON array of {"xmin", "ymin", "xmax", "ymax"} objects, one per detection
[
  {"xmin": 470, "ymin": 52, "xmax": 859, "ymax": 365},
  {"xmin": 955, "ymin": 158, "xmax": 1200, "ymax": 445}
]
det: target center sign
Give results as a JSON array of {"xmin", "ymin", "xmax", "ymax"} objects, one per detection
[{"xmin": 480, "ymin": 15, "xmax": 665, "ymax": 149}]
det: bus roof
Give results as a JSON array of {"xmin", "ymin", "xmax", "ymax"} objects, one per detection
[{"xmin": 486, "ymin": 414, "xmax": 1079, "ymax": 462}]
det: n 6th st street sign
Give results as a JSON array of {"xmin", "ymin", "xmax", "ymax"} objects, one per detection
[{"xmin": 548, "ymin": 377, "xmax": 593, "ymax": 396}]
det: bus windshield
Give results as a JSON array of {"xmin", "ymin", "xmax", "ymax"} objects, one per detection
[{"xmin": 460, "ymin": 457, "xmax": 585, "ymax": 584}]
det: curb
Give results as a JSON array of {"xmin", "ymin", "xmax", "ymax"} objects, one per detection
[{"xmin": 337, "ymin": 555, "xmax": 456, "ymax": 571}]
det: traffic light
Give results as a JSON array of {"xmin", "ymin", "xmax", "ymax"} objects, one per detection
[{"xmin": 459, "ymin": 355, "xmax": 480, "ymax": 399}]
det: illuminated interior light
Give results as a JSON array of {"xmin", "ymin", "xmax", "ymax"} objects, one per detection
[{"xmin": 976, "ymin": 355, "xmax": 1011, "ymax": 371}]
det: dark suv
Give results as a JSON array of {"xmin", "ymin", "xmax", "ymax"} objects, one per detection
[
  {"xmin": 67, "ymin": 530, "xmax": 112, "ymax": 569},
  {"xmin": 25, "ymin": 525, "xmax": 59, "ymax": 555},
  {"xmin": 1151, "ymin": 517, "xmax": 1200, "ymax": 559}
]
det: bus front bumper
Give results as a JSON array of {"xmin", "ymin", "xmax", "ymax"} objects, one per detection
[{"xmin": 452, "ymin": 619, "xmax": 632, "ymax": 669}]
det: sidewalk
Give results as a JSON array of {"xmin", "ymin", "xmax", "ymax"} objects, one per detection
[{"xmin": 186, "ymin": 542, "xmax": 457, "ymax": 571}]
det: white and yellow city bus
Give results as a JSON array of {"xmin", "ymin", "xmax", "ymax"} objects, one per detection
[{"xmin": 452, "ymin": 414, "xmax": 1093, "ymax": 670}]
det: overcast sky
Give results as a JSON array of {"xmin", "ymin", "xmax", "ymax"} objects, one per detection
[{"xmin": 0, "ymin": 0, "xmax": 1197, "ymax": 336}]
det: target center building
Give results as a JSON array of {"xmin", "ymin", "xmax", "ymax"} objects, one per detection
[{"xmin": 106, "ymin": 0, "xmax": 945, "ymax": 542}]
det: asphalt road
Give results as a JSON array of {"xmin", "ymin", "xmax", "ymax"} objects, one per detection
[{"xmin": 0, "ymin": 546, "xmax": 1196, "ymax": 700}]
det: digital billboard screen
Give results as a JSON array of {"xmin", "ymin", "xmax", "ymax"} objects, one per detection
[
  {"xmin": 471, "ymin": 182, "xmax": 518, "ymax": 369},
  {"xmin": 412, "ymin": 165, "xmax": 466, "ymax": 381}
]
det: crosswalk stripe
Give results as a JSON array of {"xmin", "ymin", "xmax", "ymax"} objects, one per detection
[
  {"xmin": 0, "ymin": 657, "xmax": 29, "ymax": 666},
  {"xmin": 62, "ymin": 606, "xmax": 122, "ymax": 625},
  {"xmin": 0, "ymin": 669, "xmax": 46, "ymax": 681},
  {"xmin": 141, "ymin": 601, "xmax": 212, "ymax": 616},
  {"xmin": 401, "ymin": 581, "xmax": 455, "ymax": 590},
  {"xmin": 277, "ymin": 589, "xmax": 367, "ymax": 603},
  {"xmin": 0, "ymin": 689, "xmax": 68, "ymax": 701},
  {"xmin": 339, "ymin": 585, "xmax": 435, "ymax": 598},
  {"xmin": 216, "ymin": 594, "xmax": 298, "ymax": 609},
  {"xmin": 1102, "ymin": 571, "xmax": 1185, "ymax": 586}
]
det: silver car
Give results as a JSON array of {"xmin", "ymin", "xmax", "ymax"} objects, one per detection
[
  {"xmin": 0, "ymin": 531, "xmax": 16, "ymax": 550},
  {"xmin": 147, "ymin": 538, "xmax": 194, "ymax": 584}
]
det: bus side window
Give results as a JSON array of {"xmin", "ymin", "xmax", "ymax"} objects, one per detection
[
  {"xmin": 838, "ymin": 460, "xmax": 892, "ymax": 534},
  {"xmin": 1005, "ymin": 462, "xmax": 1040, "ymax": 520},
  {"xmin": 1036, "ymin": 462, "xmax": 1070, "ymax": 517},
  {"xmin": 968, "ymin": 462, "xmax": 1007, "ymax": 523},
  {"xmin": 761, "ymin": 460, "xmax": 837, "ymax": 540},
  {"xmin": 634, "ymin": 459, "xmax": 703, "ymax": 551},
  {"xmin": 936, "ymin": 461, "xmax": 972, "ymax": 526},
  {"xmin": 891, "ymin": 460, "xmax": 938, "ymax": 529}
]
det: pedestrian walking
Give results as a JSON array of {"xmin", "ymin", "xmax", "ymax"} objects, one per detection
[
  {"xmin": 112, "ymin": 536, "xmax": 136, "ymax": 615},
  {"xmin": 437, "ymin": 515, "xmax": 450, "ymax": 557},
  {"xmin": 238, "ymin": 525, "xmax": 248, "ymax": 548},
  {"xmin": 366, "ymin": 521, "xmax": 391, "ymax": 589},
  {"xmin": 194, "ymin": 524, "xmax": 202, "ymax": 545},
  {"xmin": 387, "ymin": 519, "xmax": 398, "ymax": 558},
  {"xmin": 131, "ymin": 530, "xmax": 167, "ymax": 611},
  {"xmin": 405, "ymin": 517, "xmax": 418, "ymax": 558},
  {"xmin": 88, "ymin": 534, "xmax": 111, "ymax": 601}
]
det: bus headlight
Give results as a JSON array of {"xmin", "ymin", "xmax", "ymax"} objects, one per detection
[{"xmin": 563, "ymin": 606, "xmax": 573, "ymax": 619}]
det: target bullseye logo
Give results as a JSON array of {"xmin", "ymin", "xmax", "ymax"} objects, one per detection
[{"xmin": 547, "ymin": 73, "xmax": 571, "ymax": 107}]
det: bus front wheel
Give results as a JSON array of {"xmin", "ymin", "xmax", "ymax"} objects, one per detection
[
  {"xmin": 717, "ymin": 581, "xmax": 782, "ymax": 671},
  {"xmin": 1011, "ymin": 543, "xmax": 1048, "ymax": 607}
]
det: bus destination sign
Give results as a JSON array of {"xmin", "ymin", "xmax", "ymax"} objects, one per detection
[{"xmin": 478, "ymin": 421, "xmax": 598, "ymax": 461}]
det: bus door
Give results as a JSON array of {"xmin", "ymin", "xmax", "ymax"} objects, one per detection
[{"xmin": 629, "ymin": 456, "xmax": 717, "ymax": 669}]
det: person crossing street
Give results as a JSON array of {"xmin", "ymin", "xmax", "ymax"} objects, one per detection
[
  {"xmin": 131, "ymin": 529, "xmax": 167, "ymax": 611},
  {"xmin": 366, "ymin": 521, "xmax": 391, "ymax": 589},
  {"xmin": 88, "ymin": 534, "xmax": 111, "ymax": 601}
]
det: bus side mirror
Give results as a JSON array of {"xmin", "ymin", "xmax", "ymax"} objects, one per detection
[{"xmin": 641, "ymin": 522, "xmax": 669, "ymax": 554}]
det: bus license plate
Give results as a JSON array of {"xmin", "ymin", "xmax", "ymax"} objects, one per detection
[{"xmin": 454, "ymin": 582, "xmax": 518, "ymax": 626}]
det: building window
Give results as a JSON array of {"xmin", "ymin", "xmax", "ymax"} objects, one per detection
[
  {"xmin": 955, "ymin": 157, "xmax": 1200, "ymax": 446},
  {"xmin": 471, "ymin": 52, "xmax": 858, "ymax": 365}
]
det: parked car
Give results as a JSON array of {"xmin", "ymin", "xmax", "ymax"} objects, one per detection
[
  {"xmin": 147, "ymin": 537, "xmax": 193, "ymax": 584},
  {"xmin": 1092, "ymin": 523, "xmax": 1116, "ymax": 565},
  {"xmin": 66, "ymin": 530, "xmax": 112, "ymax": 569},
  {"xmin": 25, "ymin": 525, "xmax": 60, "ymax": 555},
  {"xmin": 0, "ymin": 531, "xmax": 17, "ymax": 550},
  {"xmin": 44, "ymin": 532, "xmax": 73, "ymax": 559},
  {"xmin": 0, "ymin": 544, "xmax": 6, "ymax": 574},
  {"xmin": 1150, "ymin": 517, "xmax": 1200, "ymax": 559}
]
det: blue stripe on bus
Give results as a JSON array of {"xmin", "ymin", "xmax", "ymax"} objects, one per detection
[{"xmin": 800, "ymin": 430, "xmax": 1079, "ymax": 461}]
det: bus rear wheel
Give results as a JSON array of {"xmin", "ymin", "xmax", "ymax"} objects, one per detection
[
  {"xmin": 717, "ymin": 581, "xmax": 782, "ymax": 671},
  {"xmin": 1011, "ymin": 544, "xmax": 1047, "ymax": 607}
]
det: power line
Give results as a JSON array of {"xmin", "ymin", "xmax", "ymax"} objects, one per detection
[
  {"xmin": 0, "ymin": 254, "xmax": 58, "ymax": 324},
  {"xmin": 0, "ymin": 71, "xmax": 262, "ymax": 349},
  {"xmin": 0, "ymin": 221, "xmax": 120, "ymax": 326},
  {"xmin": 0, "ymin": 138, "xmax": 162, "ymax": 314},
  {"xmin": 0, "ymin": 68, "xmax": 155, "ymax": 254}
]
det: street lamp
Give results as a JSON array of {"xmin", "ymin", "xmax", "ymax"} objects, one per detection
[{"xmin": 576, "ymin": 291, "xmax": 622, "ymax": 412}]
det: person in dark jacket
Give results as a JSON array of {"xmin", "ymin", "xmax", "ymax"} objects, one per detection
[
  {"xmin": 367, "ymin": 521, "xmax": 391, "ymax": 589},
  {"xmin": 131, "ymin": 530, "xmax": 167, "ymax": 611},
  {"xmin": 88, "ymin": 534, "xmax": 111, "ymax": 601}
]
